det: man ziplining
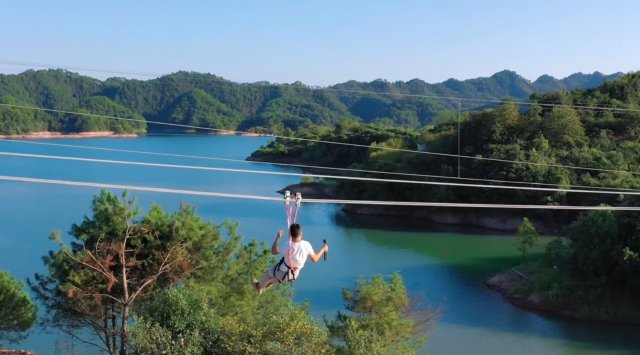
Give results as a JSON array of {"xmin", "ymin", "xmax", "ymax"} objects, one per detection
[
  {"xmin": 254, "ymin": 224, "xmax": 328, "ymax": 293},
  {"xmin": 254, "ymin": 192, "xmax": 329, "ymax": 294}
]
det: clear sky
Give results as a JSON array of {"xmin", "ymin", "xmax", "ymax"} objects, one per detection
[{"xmin": 1, "ymin": 0, "xmax": 638, "ymax": 85}]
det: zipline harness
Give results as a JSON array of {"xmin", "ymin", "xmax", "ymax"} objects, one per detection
[{"xmin": 273, "ymin": 191, "xmax": 302, "ymax": 283}]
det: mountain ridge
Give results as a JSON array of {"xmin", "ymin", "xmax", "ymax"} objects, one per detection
[
  {"xmin": 331, "ymin": 70, "xmax": 624, "ymax": 100},
  {"xmin": 0, "ymin": 68, "xmax": 628, "ymax": 135}
]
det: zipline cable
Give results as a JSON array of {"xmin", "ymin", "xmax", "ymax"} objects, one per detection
[
  {"xmin": 2, "ymin": 151, "xmax": 640, "ymax": 196},
  {"xmin": 1, "ymin": 174, "xmax": 638, "ymax": 210},
  {"xmin": 1, "ymin": 102, "xmax": 639, "ymax": 177},
  {"xmin": 2, "ymin": 139, "xmax": 639, "ymax": 193}
]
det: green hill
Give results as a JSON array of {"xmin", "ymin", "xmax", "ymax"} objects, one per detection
[{"xmin": 0, "ymin": 69, "xmax": 624, "ymax": 135}]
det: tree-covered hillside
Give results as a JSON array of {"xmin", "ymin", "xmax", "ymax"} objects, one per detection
[
  {"xmin": 252, "ymin": 72, "xmax": 640, "ymax": 211},
  {"xmin": 0, "ymin": 69, "xmax": 622, "ymax": 135}
]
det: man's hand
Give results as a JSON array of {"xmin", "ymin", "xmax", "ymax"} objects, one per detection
[
  {"xmin": 310, "ymin": 243, "xmax": 329, "ymax": 263},
  {"xmin": 277, "ymin": 229, "xmax": 284, "ymax": 239}
]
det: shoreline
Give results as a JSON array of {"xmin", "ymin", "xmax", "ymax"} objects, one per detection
[
  {"xmin": 277, "ymin": 182, "xmax": 336, "ymax": 199},
  {"xmin": 0, "ymin": 131, "xmax": 275, "ymax": 140},
  {"xmin": 0, "ymin": 131, "xmax": 138, "ymax": 140},
  {"xmin": 486, "ymin": 270, "xmax": 558, "ymax": 314},
  {"xmin": 486, "ymin": 269, "xmax": 640, "ymax": 326}
]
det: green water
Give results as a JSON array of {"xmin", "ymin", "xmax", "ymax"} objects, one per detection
[{"xmin": 0, "ymin": 136, "xmax": 638, "ymax": 354}]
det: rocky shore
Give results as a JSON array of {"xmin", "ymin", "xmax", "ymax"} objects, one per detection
[
  {"xmin": 0, "ymin": 350, "xmax": 35, "ymax": 355},
  {"xmin": 278, "ymin": 182, "xmax": 335, "ymax": 199},
  {"xmin": 486, "ymin": 269, "xmax": 640, "ymax": 325},
  {"xmin": 486, "ymin": 269, "xmax": 556, "ymax": 313}
]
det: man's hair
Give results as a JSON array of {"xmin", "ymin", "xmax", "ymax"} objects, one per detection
[{"xmin": 290, "ymin": 223, "xmax": 302, "ymax": 238}]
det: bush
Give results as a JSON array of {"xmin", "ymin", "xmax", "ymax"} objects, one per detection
[{"xmin": 0, "ymin": 271, "xmax": 38, "ymax": 345}]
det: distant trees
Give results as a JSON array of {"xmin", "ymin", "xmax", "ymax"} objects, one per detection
[
  {"xmin": 515, "ymin": 218, "xmax": 539, "ymax": 261},
  {"xmin": 542, "ymin": 106, "xmax": 587, "ymax": 148},
  {"xmin": 566, "ymin": 210, "xmax": 640, "ymax": 288},
  {"xmin": 0, "ymin": 271, "xmax": 38, "ymax": 345},
  {"xmin": 546, "ymin": 210, "xmax": 640, "ymax": 288},
  {"xmin": 253, "ymin": 73, "xmax": 640, "ymax": 211},
  {"xmin": 492, "ymin": 100, "xmax": 520, "ymax": 143},
  {"xmin": 1, "ymin": 69, "xmax": 623, "ymax": 135},
  {"xmin": 525, "ymin": 210, "xmax": 640, "ymax": 322},
  {"xmin": 0, "ymin": 96, "xmax": 48, "ymax": 134},
  {"xmin": 166, "ymin": 89, "xmax": 241, "ymax": 130}
]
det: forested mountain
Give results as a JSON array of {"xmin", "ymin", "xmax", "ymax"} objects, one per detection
[
  {"xmin": 0, "ymin": 69, "xmax": 623, "ymax": 135},
  {"xmin": 335, "ymin": 70, "xmax": 623, "ymax": 104}
]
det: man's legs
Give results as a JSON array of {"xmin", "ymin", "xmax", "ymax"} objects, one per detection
[{"xmin": 256, "ymin": 265, "xmax": 289, "ymax": 293}]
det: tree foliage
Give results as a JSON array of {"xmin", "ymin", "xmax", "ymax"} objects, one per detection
[
  {"xmin": 526, "ymin": 210, "xmax": 640, "ymax": 322},
  {"xmin": 516, "ymin": 217, "xmax": 539, "ymax": 261},
  {"xmin": 326, "ymin": 273, "xmax": 435, "ymax": 355},
  {"xmin": 29, "ymin": 191, "xmax": 227, "ymax": 355},
  {"xmin": 28, "ymin": 192, "xmax": 438, "ymax": 353},
  {"xmin": 566, "ymin": 210, "xmax": 640, "ymax": 287},
  {"xmin": 0, "ymin": 271, "xmax": 38, "ymax": 345},
  {"xmin": 131, "ymin": 286, "xmax": 331, "ymax": 355}
]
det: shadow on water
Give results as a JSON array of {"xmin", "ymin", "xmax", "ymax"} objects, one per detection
[
  {"xmin": 335, "ymin": 211, "xmax": 515, "ymax": 236},
  {"xmin": 334, "ymin": 212, "xmax": 640, "ymax": 354},
  {"xmin": 336, "ymin": 211, "xmax": 526, "ymax": 277}
]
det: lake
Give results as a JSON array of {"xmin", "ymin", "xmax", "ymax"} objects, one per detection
[{"xmin": 0, "ymin": 135, "xmax": 638, "ymax": 354}]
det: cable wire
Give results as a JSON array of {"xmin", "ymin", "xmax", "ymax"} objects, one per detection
[
  {"xmin": 2, "ymin": 151, "xmax": 639, "ymax": 196},
  {"xmin": 2, "ymin": 139, "xmax": 638, "ymax": 193},
  {"xmin": 2, "ymin": 102, "xmax": 639, "ymax": 176},
  {"xmin": 1, "ymin": 175, "xmax": 638, "ymax": 210}
]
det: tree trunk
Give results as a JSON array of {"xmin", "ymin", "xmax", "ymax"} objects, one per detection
[
  {"xmin": 103, "ymin": 305, "xmax": 111, "ymax": 354},
  {"xmin": 111, "ymin": 304, "xmax": 117, "ymax": 354},
  {"xmin": 119, "ymin": 305, "xmax": 129, "ymax": 355}
]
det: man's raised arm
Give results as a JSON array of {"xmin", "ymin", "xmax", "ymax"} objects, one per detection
[{"xmin": 271, "ymin": 230, "xmax": 283, "ymax": 255}]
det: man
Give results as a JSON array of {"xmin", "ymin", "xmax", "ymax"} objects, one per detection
[{"xmin": 255, "ymin": 223, "xmax": 328, "ymax": 293}]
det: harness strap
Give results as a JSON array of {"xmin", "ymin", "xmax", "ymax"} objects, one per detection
[
  {"xmin": 293, "ymin": 192, "xmax": 302, "ymax": 223},
  {"xmin": 282, "ymin": 191, "xmax": 302, "ymax": 283},
  {"xmin": 284, "ymin": 191, "xmax": 292, "ymax": 228},
  {"xmin": 273, "ymin": 256, "xmax": 296, "ymax": 283}
]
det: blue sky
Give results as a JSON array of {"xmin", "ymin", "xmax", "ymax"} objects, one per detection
[{"xmin": 1, "ymin": 0, "xmax": 638, "ymax": 85}]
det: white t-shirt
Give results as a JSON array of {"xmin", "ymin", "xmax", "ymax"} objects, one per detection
[{"xmin": 278, "ymin": 239, "xmax": 314, "ymax": 277}]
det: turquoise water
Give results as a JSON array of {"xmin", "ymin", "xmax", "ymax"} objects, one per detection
[{"xmin": 0, "ymin": 135, "xmax": 638, "ymax": 354}]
